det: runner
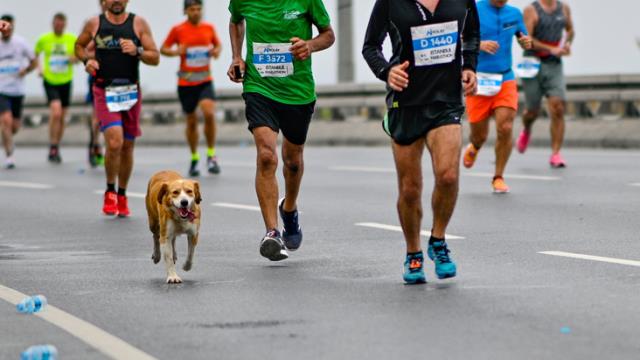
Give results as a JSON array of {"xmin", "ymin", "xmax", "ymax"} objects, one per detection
[
  {"xmin": 162, "ymin": 0, "xmax": 222, "ymax": 177},
  {"xmin": 35, "ymin": 13, "xmax": 78, "ymax": 164},
  {"xmin": 0, "ymin": 14, "xmax": 37, "ymax": 169},
  {"xmin": 228, "ymin": 0, "xmax": 335, "ymax": 261},
  {"xmin": 75, "ymin": 0, "xmax": 160, "ymax": 217},
  {"xmin": 362, "ymin": 0, "xmax": 479, "ymax": 283},
  {"xmin": 462, "ymin": 0, "xmax": 532, "ymax": 193},
  {"xmin": 85, "ymin": 0, "xmax": 107, "ymax": 168},
  {"xmin": 516, "ymin": 0, "xmax": 574, "ymax": 168}
]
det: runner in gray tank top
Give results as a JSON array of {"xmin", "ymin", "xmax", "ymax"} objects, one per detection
[{"xmin": 516, "ymin": 0, "xmax": 574, "ymax": 168}]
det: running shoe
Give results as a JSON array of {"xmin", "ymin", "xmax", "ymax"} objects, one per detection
[
  {"xmin": 403, "ymin": 252, "xmax": 426, "ymax": 284},
  {"xmin": 4, "ymin": 156, "xmax": 15, "ymax": 169},
  {"xmin": 103, "ymin": 191, "xmax": 118, "ymax": 216},
  {"xmin": 516, "ymin": 129, "xmax": 531, "ymax": 154},
  {"xmin": 117, "ymin": 195, "xmax": 130, "ymax": 218},
  {"xmin": 89, "ymin": 145, "xmax": 104, "ymax": 168},
  {"xmin": 463, "ymin": 143, "xmax": 479, "ymax": 168},
  {"xmin": 492, "ymin": 176, "xmax": 510, "ymax": 194},
  {"xmin": 188, "ymin": 160, "xmax": 200, "ymax": 177},
  {"xmin": 207, "ymin": 156, "xmax": 220, "ymax": 174},
  {"xmin": 549, "ymin": 153, "xmax": 566, "ymax": 168},
  {"xmin": 427, "ymin": 240, "xmax": 457, "ymax": 279},
  {"xmin": 48, "ymin": 147, "xmax": 62, "ymax": 164},
  {"xmin": 279, "ymin": 198, "xmax": 302, "ymax": 251},
  {"xmin": 259, "ymin": 229, "xmax": 289, "ymax": 261}
]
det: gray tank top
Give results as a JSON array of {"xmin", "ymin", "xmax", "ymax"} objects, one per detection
[{"xmin": 525, "ymin": 1, "xmax": 566, "ymax": 59}]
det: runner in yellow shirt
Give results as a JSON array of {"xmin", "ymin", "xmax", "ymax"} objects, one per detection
[{"xmin": 35, "ymin": 13, "xmax": 77, "ymax": 163}]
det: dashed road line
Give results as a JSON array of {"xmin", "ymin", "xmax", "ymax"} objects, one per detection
[
  {"xmin": 330, "ymin": 166, "xmax": 561, "ymax": 181},
  {"xmin": 93, "ymin": 190, "xmax": 146, "ymax": 199},
  {"xmin": 0, "ymin": 181, "xmax": 54, "ymax": 189},
  {"xmin": 539, "ymin": 251, "xmax": 640, "ymax": 267},
  {"xmin": 355, "ymin": 222, "xmax": 465, "ymax": 240},
  {"xmin": 0, "ymin": 284, "xmax": 157, "ymax": 360},
  {"xmin": 211, "ymin": 202, "xmax": 261, "ymax": 212}
]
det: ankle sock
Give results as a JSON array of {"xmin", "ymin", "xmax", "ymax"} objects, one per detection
[
  {"xmin": 117, "ymin": 187, "xmax": 126, "ymax": 196},
  {"xmin": 106, "ymin": 183, "xmax": 116, "ymax": 193}
]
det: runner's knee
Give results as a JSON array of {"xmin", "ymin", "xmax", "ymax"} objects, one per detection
[
  {"xmin": 496, "ymin": 121, "xmax": 513, "ymax": 138},
  {"xmin": 435, "ymin": 168, "xmax": 458, "ymax": 188},
  {"xmin": 548, "ymin": 99, "xmax": 564, "ymax": 118},
  {"xmin": 257, "ymin": 147, "xmax": 278, "ymax": 172}
]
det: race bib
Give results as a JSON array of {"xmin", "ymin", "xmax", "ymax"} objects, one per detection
[
  {"xmin": 515, "ymin": 57, "xmax": 541, "ymax": 79},
  {"xmin": 185, "ymin": 46, "xmax": 210, "ymax": 68},
  {"xmin": 252, "ymin": 43, "xmax": 294, "ymax": 78},
  {"xmin": 0, "ymin": 59, "xmax": 20, "ymax": 77},
  {"xmin": 105, "ymin": 84, "xmax": 138, "ymax": 113},
  {"xmin": 476, "ymin": 72, "xmax": 503, "ymax": 97},
  {"xmin": 48, "ymin": 55, "xmax": 70, "ymax": 74},
  {"xmin": 411, "ymin": 21, "xmax": 458, "ymax": 67}
]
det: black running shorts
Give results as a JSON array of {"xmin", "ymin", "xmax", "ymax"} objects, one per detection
[
  {"xmin": 177, "ymin": 81, "xmax": 216, "ymax": 114},
  {"xmin": 0, "ymin": 93, "xmax": 25, "ymax": 120},
  {"xmin": 44, "ymin": 81, "xmax": 72, "ymax": 108},
  {"xmin": 384, "ymin": 102, "xmax": 464, "ymax": 145},
  {"xmin": 243, "ymin": 92, "xmax": 315, "ymax": 146}
]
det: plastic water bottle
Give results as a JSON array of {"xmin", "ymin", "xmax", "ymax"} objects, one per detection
[
  {"xmin": 20, "ymin": 345, "xmax": 58, "ymax": 360},
  {"xmin": 16, "ymin": 295, "xmax": 48, "ymax": 314}
]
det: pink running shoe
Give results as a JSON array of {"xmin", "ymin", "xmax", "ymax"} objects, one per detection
[
  {"xmin": 516, "ymin": 130, "xmax": 531, "ymax": 154},
  {"xmin": 549, "ymin": 153, "xmax": 566, "ymax": 168}
]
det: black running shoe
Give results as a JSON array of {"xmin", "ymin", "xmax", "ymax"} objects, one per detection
[
  {"xmin": 48, "ymin": 147, "xmax": 62, "ymax": 164},
  {"xmin": 188, "ymin": 160, "xmax": 200, "ymax": 177},
  {"xmin": 259, "ymin": 229, "xmax": 289, "ymax": 261},
  {"xmin": 207, "ymin": 156, "xmax": 220, "ymax": 174}
]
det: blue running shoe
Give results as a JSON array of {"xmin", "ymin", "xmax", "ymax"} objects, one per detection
[
  {"xmin": 403, "ymin": 252, "xmax": 426, "ymax": 284},
  {"xmin": 279, "ymin": 198, "xmax": 303, "ymax": 251},
  {"xmin": 259, "ymin": 229, "xmax": 289, "ymax": 261},
  {"xmin": 427, "ymin": 241, "xmax": 457, "ymax": 279}
]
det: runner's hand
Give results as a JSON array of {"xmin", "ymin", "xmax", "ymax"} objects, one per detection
[
  {"xmin": 290, "ymin": 37, "xmax": 312, "ymax": 61},
  {"xmin": 85, "ymin": 59, "xmax": 100, "ymax": 76},
  {"xmin": 178, "ymin": 44, "xmax": 188, "ymax": 56},
  {"xmin": 120, "ymin": 39, "xmax": 138, "ymax": 56},
  {"xmin": 562, "ymin": 42, "xmax": 572, "ymax": 56},
  {"xmin": 18, "ymin": 68, "xmax": 29, "ymax": 78},
  {"xmin": 518, "ymin": 35, "xmax": 533, "ymax": 50},
  {"xmin": 227, "ymin": 59, "xmax": 245, "ymax": 83},
  {"xmin": 387, "ymin": 61, "xmax": 410, "ymax": 92},
  {"xmin": 209, "ymin": 46, "xmax": 221, "ymax": 59},
  {"xmin": 550, "ymin": 47, "xmax": 565, "ymax": 57},
  {"xmin": 480, "ymin": 41, "xmax": 500, "ymax": 55},
  {"xmin": 462, "ymin": 69, "xmax": 477, "ymax": 96}
]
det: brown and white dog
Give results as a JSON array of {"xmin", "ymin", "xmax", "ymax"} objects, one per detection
[{"xmin": 145, "ymin": 171, "xmax": 202, "ymax": 284}]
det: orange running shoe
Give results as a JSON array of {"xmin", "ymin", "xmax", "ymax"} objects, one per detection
[
  {"xmin": 117, "ymin": 195, "xmax": 130, "ymax": 218},
  {"xmin": 103, "ymin": 191, "xmax": 118, "ymax": 216},
  {"xmin": 463, "ymin": 143, "xmax": 479, "ymax": 168},
  {"xmin": 492, "ymin": 176, "xmax": 510, "ymax": 194}
]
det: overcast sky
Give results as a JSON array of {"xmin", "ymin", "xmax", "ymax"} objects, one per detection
[{"xmin": 2, "ymin": 0, "xmax": 639, "ymax": 97}]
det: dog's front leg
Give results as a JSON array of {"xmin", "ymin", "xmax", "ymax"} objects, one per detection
[
  {"xmin": 183, "ymin": 231, "xmax": 198, "ymax": 271},
  {"xmin": 161, "ymin": 220, "xmax": 182, "ymax": 284}
]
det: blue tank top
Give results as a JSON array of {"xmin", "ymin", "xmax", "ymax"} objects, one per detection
[{"xmin": 476, "ymin": 0, "xmax": 527, "ymax": 81}]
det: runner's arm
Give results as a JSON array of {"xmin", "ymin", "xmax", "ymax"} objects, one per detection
[
  {"xmin": 563, "ymin": 4, "xmax": 575, "ymax": 48},
  {"xmin": 290, "ymin": 25, "xmax": 334, "ymax": 61},
  {"xmin": 227, "ymin": 18, "xmax": 246, "ymax": 82},
  {"xmin": 461, "ymin": 0, "xmax": 480, "ymax": 72},
  {"xmin": 135, "ymin": 17, "xmax": 160, "ymax": 66},
  {"xmin": 362, "ymin": 0, "xmax": 392, "ymax": 82},
  {"xmin": 160, "ymin": 27, "xmax": 182, "ymax": 57},
  {"xmin": 75, "ymin": 17, "xmax": 98, "ymax": 63}
]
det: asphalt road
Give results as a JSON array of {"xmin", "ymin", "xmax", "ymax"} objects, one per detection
[{"xmin": 1, "ymin": 145, "xmax": 639, "ymax": 360}]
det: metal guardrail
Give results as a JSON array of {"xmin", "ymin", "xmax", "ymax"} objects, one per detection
[{"xmin": 21, "ymin": 74, "xmax": 640, "ymax": 127}]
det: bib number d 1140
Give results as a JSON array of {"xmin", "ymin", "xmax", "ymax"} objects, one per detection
[
  {"xmin": 105, "ymin": 84, "xmax": 139, "ymax": 113},
  {"xmin": 411, "ymin": 21, "xmax": 458, "ymax": 67},
  {"xmin": 515, "ymin": 57, "xmax": 541, "ymax": 79},
  {"xmin": 476, "ymin": 72, "xmax": 503, "ymax": 96},
  {"xmin": 252, "ymin": 43, "xmax": 294, "ymax": 78}
]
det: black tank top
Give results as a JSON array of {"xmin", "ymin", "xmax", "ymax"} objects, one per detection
[{"xmin": 94, "ymin": 13, "xmax": 141, "ymax": 85}]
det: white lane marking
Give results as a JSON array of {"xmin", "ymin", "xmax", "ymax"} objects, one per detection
[
  {"xmin": 212, "ymin": 202, "xmax": 261, "ymax": 212},
  {"xmin": 0, "ymin": 181, "xmax": 54, "ymax": 189},
  {"xmin": 330, "ymin": 166, "xmax": 560, "ymax": 181},
  {"xmin": 93, "ymin": 190, "xmax": 146, "ymax": 199},
  {"xmin": 539, "ymin": 251, "xmax": 640, "ymax": 267},
  {"xmin": 355, "ymin": 222, "xmax": 465, "ymax": 240},
  {"xmin": 463, "ymin": 172, "xmax": 561, "ymax": 181},
  {"xmin": 222, "ymin": 161, "xmax": 255, "ymax": 168},
  {"xmin": 629, "ymin": 183, "xmax": 640, "ymax": 187},
  {"xmin": 0, "ymin": 284, "xmax": 157, "ymax": 360}
]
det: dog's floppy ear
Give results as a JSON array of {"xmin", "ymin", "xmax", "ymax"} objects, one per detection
[
  {"xmin": 157, "ymin": 183, "xmax": 168, "ymax": 205},
  {"xmin": 194, "ymin": 181, "xmax": 202, "ymax": 204}
]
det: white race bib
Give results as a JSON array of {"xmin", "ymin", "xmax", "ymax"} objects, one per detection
[
  {"xmin": 476, "ymin": 72, "xmax": 503, "ymax": 96},
  {"xmin": 252, "ymin": 43, "xmax": 294, "ymax": 78},
  {"xmin": 185, "ymin": 46, "xmax": 210, "ymax": 68},
  {"xmin": 0, "ymin": 59, "xmax": 20, "ymax": 77},
  {"xmin": 105, "ymin": 84, "xmax": 139, "ymax": 113},
  {"xmin": 411, "ymin": 21, "xmax": 458, "ymax": 67},
  {"xmin": 515, "ymin": 57, "xmax": 541, "ymax": 79},
  {"xmin": 48, "ymin": 55, "xmax": 70, "ymax": 74}
]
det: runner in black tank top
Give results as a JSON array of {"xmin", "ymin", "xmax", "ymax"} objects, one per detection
[
  {"xmin": 75, "ymin": 0, "xmax": 159, "ymax": 222},
  {"xmin": 94, "ymin": 13, "xmax": 141, "ymax": 86}
]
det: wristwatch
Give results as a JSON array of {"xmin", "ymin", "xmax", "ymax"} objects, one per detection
[{"xmin": 137, "ymin": 46, "xmax": 144, "ymax": 57}]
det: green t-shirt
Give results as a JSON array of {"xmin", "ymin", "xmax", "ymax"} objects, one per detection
[
  {"xmin": 35, "ymin": 32, "xmax": 77, "ymax": 85},
  {"xmin": 229, "ymin": 0, "xmax": 331, "ymax": 105}
]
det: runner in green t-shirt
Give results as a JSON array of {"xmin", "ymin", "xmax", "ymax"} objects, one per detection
[
  {"xmin": 35, "ymin": 13, "xmax": 78, "ymax": 163},
  {"xmin": 227, "ymin": 0, "xmax": 334, "ymax": 261}
]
